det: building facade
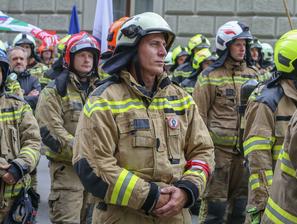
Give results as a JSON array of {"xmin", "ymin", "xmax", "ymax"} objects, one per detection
[{"xmin": 0, "ymin": 0, "xmax": 296, "ymax": 49}]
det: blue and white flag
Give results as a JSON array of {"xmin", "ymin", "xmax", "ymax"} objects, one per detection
[{"xmin": 92, "ymin": 0, "xmax": 113, "ymax": 53}]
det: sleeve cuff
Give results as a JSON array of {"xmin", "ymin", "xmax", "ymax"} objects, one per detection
[
  {"xmin": 141, "ymin": 182, "xmax": 160, "ymax": 214},
  {"xmin": 8, "ymin": 161, "xmax": 26, "ymax": 182},
  {"xmin": 174, "ymin": 180, "xmax": 199, "ymax": 208}
]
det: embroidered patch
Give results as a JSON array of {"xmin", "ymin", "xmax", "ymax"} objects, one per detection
[{"xmin": 167, "ymin": 116, "xmax": 179, "ymax": 129}]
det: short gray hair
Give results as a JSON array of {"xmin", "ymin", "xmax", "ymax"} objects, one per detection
[{"xmin": 8, "ymin": 46, "xmax": 28, "ymax": 60}]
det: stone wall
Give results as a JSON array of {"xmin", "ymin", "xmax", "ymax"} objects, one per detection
[
  {"xmin": 1, "ymin": 0, "xmax": 297, "ymax": 49},
  {"xmin": 154, "ymin": 0, "xmax": 297, "ymax": 48}
]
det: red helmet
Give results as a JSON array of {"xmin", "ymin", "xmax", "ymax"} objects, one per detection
[
  {"xmin": 64, "ymin": 31, "xmax": 100, "ymax": 68},
  {"xmin": 107, "ymin": 17, "xmax": 129, "ymax": 52}
]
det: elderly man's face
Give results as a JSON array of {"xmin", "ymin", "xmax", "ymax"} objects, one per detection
[{"xmin": 9, "ymin": 49, "xmax": 28, "ymax": 74}]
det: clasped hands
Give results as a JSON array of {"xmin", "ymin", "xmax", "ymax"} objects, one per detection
[{"xmin": 153, "ymin": 185, "xmax": 188, "ymax": 217}]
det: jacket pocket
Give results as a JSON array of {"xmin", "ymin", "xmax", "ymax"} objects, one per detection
[
  {"xmin": 7, "ymin": 125, "xmax": 20, "ymax": 159},
  {"xmin": 166, "ymin": 116, "xmax": 182, "ymax": 163}
]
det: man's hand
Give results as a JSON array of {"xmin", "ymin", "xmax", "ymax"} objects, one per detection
[
  {"xmin": 28, "ymin": 89, "xmax": 39, "ymax": 96},
  {"xmin": 155, "ymin": 193, "xmax": 170, "ymax": 209},
  {"xmin": 153, "ymin": 186, "xmax": 188, "ymax": 217},
  {"xmin": 2, "ymin": 172, "xmax": 16, "ymax": 185}
]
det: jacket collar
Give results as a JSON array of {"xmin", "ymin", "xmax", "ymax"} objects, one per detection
[
  {"xmin": 224, "ymin": 57, "xmax": 247, "ymax": 72},
  {"xmin": 280, "ymin": 79, "xmax": 297, "ymax": 102},
  {"xmin": 120, "ymin": 70, "xmax": 171, "ymax": 98}
]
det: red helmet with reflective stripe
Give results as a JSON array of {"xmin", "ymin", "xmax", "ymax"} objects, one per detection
[{"xmin": 64, "ymin": 31, "xmax": 100, "ymax": 68}]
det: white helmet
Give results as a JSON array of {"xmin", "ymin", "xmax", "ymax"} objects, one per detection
[
  {"xmin": 216, "ymin": 21, "xmax": 252, "ymax": 54},
  {"xmin": 13, "ymin": 33, "xmax": 36, "ymax": 47},
  {"xmin": 261, "ymin": 42, "xmax": 274, "ymax": 62},
  {"xmin": 116, "ymin": 12, "xmax": 175, "ymax": 53}
]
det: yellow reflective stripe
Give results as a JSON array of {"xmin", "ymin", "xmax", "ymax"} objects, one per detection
[
  {"xmin": 173, "ymin": 71, "xmax": 191, "ymax": 78},
  {"xmin": 209, "ymin": 131, "xmax": 237, "ymax": 146},
  {"xmin": 184, "ymin": 169, "xmax": 207, "ymax": 189},
  {"xmin": 84, "ymin": 96, "xmax": 194, "ymax": 117},
  {"xmin": 84, "ymin": 98, "xmax": 145, "ymax": 117},
  {"xmin": 279, "ymin": 149, "xmax": 296, "ymax": 178},
  {"xmin": 243, "ymin": 136, "xmax": 273, "ymax": 156},
  {"xmin": 265, "ymin": 197, "xmax": 297, "ymax": 224},
  {"xmin": 272, "ymin": 145, "xmax": 282, "ymax": 160},
  {"xmin": 0, "ymin": 104, "xmax": 31, "ymax": 121},
  {"xmin": 4, "ymin": 183, "xmax": 24, "ymax": 198},
  {"xmin": 198, "ymin": 75, "xmax": 252, "ymax": 87},
  {"xmin": 183, "ymin": 87, "xmax": 194, "ymax": 94},
  {"xmin": 39, "ymin": 77, "xmax": 51, "ymax": 84},
  {"xmin": 149, "ymin": 95, "xmax": 194, "ymax": 111},
  {"xmin": 249, "ymin": 173, "xmax": 260, "ymax": 190},
  {"xmin": 265, "ymin": 170, "xmax": 273, "ymax": 186},
  {"xmin": 122, "ymin": 175, "xmax": 138, "ymax": 206},
  {"xmin": 20, "ymin": 147, "xmax": 39, "ymax": 165},
  {"xmin": 110, "ymin": 169, "xmax": 139, "ymax": 206}
]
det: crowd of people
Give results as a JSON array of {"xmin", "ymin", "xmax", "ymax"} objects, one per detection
[{"xmin": 0, "ymin": 11, "xmax": 296, "ymax": 224}]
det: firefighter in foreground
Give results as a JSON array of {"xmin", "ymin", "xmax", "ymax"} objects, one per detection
[
  {"xmin": 0, "ymin": 47, "xmax": 41, "ymax": 222},
  {"xmin": 73, "ymin": 12, "xmax": 215, "ymax": 224},
  {"xmin": 247, "ymin": 30, "xmax": 297, "ymax": 224},
  {"xmin": 193, "ymin": 21, "xmax": 259, "ymax": 223},
  {"xmin": 35, "ymin": 31, "xmax": 100, "ymax": 224},
  {"xmin": 243, "ymin": 29, "xmax": 297, "ymax": 223}
]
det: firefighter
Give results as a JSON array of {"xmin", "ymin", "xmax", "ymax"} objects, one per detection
[
  {"xmin": 193, "ymin": 21, "xmax": 259, "ymax": 223},
  {"xmin": 244, "ymin": 29, "xmax": 297, "ymax": 223},
  {"xmin": 0, "ymin": 46, "xmax": 40, "ymax": 222},
  {"xmin": 180, "ymin": 48, "xmax": 218, "ymax": 95},
  {"xmin": 12, "ymin": 33, "xmax": 50, "ymax": 89},
  {"xmin": 35, "ymin": 31, "xmax": 100, "ymax": 224},
  {"xmin": 72, "ymin": 12, "xmax": 215, "ymax": 224},
  {"xmin": 171, "ymin": 34, "xmax": 210, "ymax": 84}
]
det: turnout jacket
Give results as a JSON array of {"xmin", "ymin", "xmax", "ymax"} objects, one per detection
[
  {"xmin": 243, "ymin": 79, "xmax": 297, "ymax": 213},
  {"xmin": 35, "ymin": 71, "xmax": 99, "ymax": 164},
  {"xmin": 262, "ymin": 110, "xmax": 297, "ymax": 224},
  {"xmin": 73, "ymin": 71, "xmax": 215, "ymax": 216},
  {"xmin": 193, "ymin": 57, "xmax": 259, "ymax": 153},
  {"xmin": 0, "ymin": 93, "xmax": 40, "ymax": 199}
]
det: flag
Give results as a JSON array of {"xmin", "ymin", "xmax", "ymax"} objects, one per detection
[
  {"xmin": 92, "ymin": 0, "xmax": 113, "ymax": 53},
  {"xmin": 0, "ymin": 11, "xmax": 59, "ymax": 45},
  {"xmin": 68, "ymin": 5, "xmax": 80, "ymax": 34}
]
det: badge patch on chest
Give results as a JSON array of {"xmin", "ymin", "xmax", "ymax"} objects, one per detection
[{"xmin": 167, "ymin": 116, "xmax": 179, "ymax": 129}]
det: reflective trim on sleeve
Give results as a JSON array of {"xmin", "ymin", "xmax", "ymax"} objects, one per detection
[
  {"xmin": 243, "ymin": 136, "xmax": 273, "ymax": 156},
  {"xmin": 249, "ymin": 173, "xmax": 260, "ymax": 190},
  {"xmin": 272, "ymin": 144, "xmax": 282, "ymax": 161},
  {"xmin": 19, "ymin": 147, "xmax": 39, "ymax": 166},
  {"xmin": 110, "ymin": 169, "xmax": 139, "ymax": 206},
  {"xmin": 249, "ymin": 170, "xmax": 273, "ymax": 190},
  {"xmin": 184, "ymin": 169, "xmax": 207, "ymax": 189},
  {"xmin": 265, "ymin": 170, "xmax": 273, "ymax": 186},
  {"xmin": 264, "ymin": 197, "xmax": 297, "ymax": 224},
  {"xmin": 279, "ymin": 149, "xmax": 296, "ymax": 178}
]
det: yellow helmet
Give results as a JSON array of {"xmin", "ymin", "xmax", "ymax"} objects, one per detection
[
  {"xmin": 172, "ymin": 45, "xmax": 189, "ymax": 63},
  {"xmin": 274, "ymin": 29, "xmax": 297, "ymax": 73},
  {"xmin": 192, "ymin": 48, "xmax": 218, "ymax": 70},
  {"xmin": 57, "ymin": 34, "xmax": 71, "ymax": 56},
  {"xmin": 188, "ymin": 34, "xmax": 210, "ymax": 53}
]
